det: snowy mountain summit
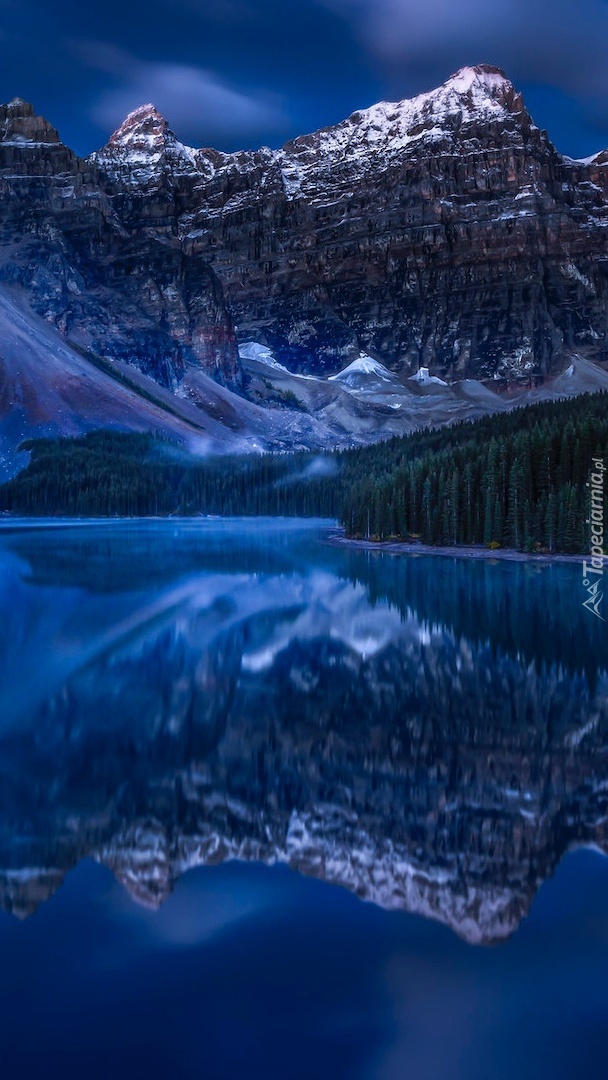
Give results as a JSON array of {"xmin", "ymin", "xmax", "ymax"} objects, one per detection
[
  {"xmin": 94, "ymin": 102, "xmax": 199, "ymax": 182},
  {"xmin": 108, "ymin": 103, "xmax": 171, "ymax": 149},
  {"xmin": 85, "ymin": 61, "xmax": 608, "ymax": 384},
  {"xmin": 277, "ymin": 64, "xmax": 530, "ymax": 193},
  {"xmin": 91, "ymin": 65, "xmax": 534, "ymax": 200},
  {"xmin": 0, "ymin": 65, "xmax": 607, "ymax": 466}
]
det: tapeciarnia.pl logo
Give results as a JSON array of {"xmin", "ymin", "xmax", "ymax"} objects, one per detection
[{"xmin": 582, "ymin": 457, "xmax": 605, "ymax": 621}]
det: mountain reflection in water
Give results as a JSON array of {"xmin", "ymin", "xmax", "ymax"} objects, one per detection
[{"xmin": 0, "ymin": 518, "xmax": 606, "ymax": 944}]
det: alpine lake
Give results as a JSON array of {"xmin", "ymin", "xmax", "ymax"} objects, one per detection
[{"xmin": 0, "ymin": 517, "xmax": 606, "ymax": 1079}]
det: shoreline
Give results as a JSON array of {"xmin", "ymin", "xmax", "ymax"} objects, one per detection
[
  {"xmin": 328, "ymin": 534, "xmax": 588, "ymax": 564},
  {"xmin": 0, "ymin": 515, "xmax": 592, "ymax": 564}
]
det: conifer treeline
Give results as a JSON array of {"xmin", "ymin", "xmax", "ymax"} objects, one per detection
[
  {"xmin": 0, "ymin": 432, "xmax": 337, "ymax": 519},
  {"xmin": 1, "ymin": 392, "xmax": 607, "ymax": 554},
  {"xmin": 343, "ymin": 403, "xmax": 607, "ymax": 551}
]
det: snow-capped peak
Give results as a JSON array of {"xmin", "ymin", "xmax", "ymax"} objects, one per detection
[
  {"xmin": 108, "ymin": 104, "xmax": 170, "ymax": 147},
  {"xmin": 328, "ymin": 355, "xmax": 401, "ymax": 391},
  {"xmin": 94, "ymin": 103, "xmax": 198, "ymax": 174},
  {"xmin": 87, "ymin": 62, "xmax": 548, "ymax": 208},
  {"xmin": 444, "ymin": 63, "xmax": 512, "ymax": 98},
  {"xmin": 275, "ymin": 64, "xmax": 528, "ymax": 199},
  {"xmin": 91, "ymin": 64, "xmax": 530, "ymax": 195},
  {"xmin": 340, "ymin": 64, "xmax": 521, "ymax": 145}
]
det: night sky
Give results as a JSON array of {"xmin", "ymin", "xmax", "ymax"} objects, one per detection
[{"xmin": 1, "ymin": 0, "xmax": 607, "ymax": 159}]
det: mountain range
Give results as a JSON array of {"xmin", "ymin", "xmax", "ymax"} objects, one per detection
[
  {"xmin": 1, "ymin": 64, "xmax": 608, "ymax": 473},
  {"xmin": 1, "ymin": 522, "xmax": 606, "ymax": 944}
]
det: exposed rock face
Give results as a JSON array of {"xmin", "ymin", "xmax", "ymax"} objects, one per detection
[
  {"xmin": 91, "ymin": 64, "xmax": 608, "ymax": 379},
  {"xmin": 0, "ymin": 99, "xmax": 240, "ymax": 388},
  {"xmin": 0, "ymin": 522, "xmax": 606, "ymax": 944},
  {"xmin": 1, "ymin": 66, "xmax": 608, "ymax": 422}
]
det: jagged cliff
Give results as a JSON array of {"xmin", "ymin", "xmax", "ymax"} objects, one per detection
[
  {"xmin": 91, "ymin": 64, "xmax": 608, "ymax": 379},
  {"xmin": 1, "ymin": 66, "xmax": 607, "ymax": 451},
  {"xmin": 0, "ymin": 98, "xmax": 240, "ymax": 388}
]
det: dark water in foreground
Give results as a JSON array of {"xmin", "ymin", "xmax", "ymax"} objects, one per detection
[{"xmin": 0, "ymin": 517, "xmax": 607, "ymax": 1079}]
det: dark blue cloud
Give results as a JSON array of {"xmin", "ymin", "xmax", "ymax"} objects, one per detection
[
  {"xmin": 324, "ymin": 0, "xmax": 608, "ymax": 154},
  {"xmin": 0, "ymin": 0, "xmax": 606, "ymax": 157}
]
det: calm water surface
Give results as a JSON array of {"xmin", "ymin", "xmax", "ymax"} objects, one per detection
[{"xmin": 0, "ymin": 517, "xmax": 606, "ymax": 1079}]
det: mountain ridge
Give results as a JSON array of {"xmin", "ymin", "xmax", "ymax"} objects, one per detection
[
  {"xmin": 92, "ymin": 64, "xmax": 596, "ymax": 172},
  {"xmin": 87, "ymin": 62, "xmax": 608, "ymax": 379},
  {"xmin": 0, "ymin": 66, "xmax": 608, "ymax": 469}
]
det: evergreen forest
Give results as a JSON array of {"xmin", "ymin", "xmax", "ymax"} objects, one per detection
[{"xmin": 1, "ymin": 392, "xmax": 606, "ymax": 554}]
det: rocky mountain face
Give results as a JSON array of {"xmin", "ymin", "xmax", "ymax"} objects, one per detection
[
  {"xmin": 0, "ymin": 522, "xmax": 606, "ymax": 944},
  {"xmin": 0, "ymin": 98, "xmax": 240, "ymax": 388},
  {"xmin": 1, "ymin": 67, "xmax": 607, "ymax": 455},
  {"xmin": 91, "ymin": 64, "xmax": 608, "ymax": 379}
]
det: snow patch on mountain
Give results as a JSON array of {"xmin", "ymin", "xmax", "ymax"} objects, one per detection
[
  {"xmin": 275, "ymin": 64, "xmax": 525, "ymax": 198},
  {"xmin": 238, "ymin": 341, "xmax": 292, "ymax": 373},
  {"xmin": 329, "ymin": 354, "xmax": 401, "ymax": 390},
  {"xmin": 92, "ymin": 103, "xmax": 199, "ymax": 180},
  {"xmin": 238, "ymin": 340, "xmax": 318, "ymax": 382},
  {"xmin": 348, "ymin": 64, "xmax": 514, "ymax": 144},
  {"xmin": 575, "ymin": 149, "xmax": 608, "ymax": 167},
  {"xmin": 91, "ymin": 64, "xmax": 528, "ymax": 201},
  {"xmin": 410, "ymin": 367, "xmax": 448, "ymax": 386}
]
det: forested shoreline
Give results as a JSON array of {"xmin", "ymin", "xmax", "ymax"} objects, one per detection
[{"xmin": 1, "ymin": 392, "xmax": 606, "ymax": 554}]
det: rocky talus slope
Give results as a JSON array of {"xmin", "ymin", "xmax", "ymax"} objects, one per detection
[
  {"xmin": 0, "ymin": 98, "xmax": 240, "ymax": 389},
  {"xmin": 0, "ymin": 66, "xmax": 607, "ymax": 463}
]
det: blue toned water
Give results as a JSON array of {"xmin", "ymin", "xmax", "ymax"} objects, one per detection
[{"xmin": 0, "ymin": 518, "xmax": 606, "ymax": 1078}]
